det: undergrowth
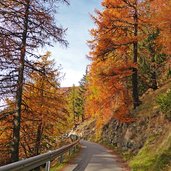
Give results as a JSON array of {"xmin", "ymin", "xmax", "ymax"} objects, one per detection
[
  {"xmin": 156, "ymin": 89, "xmax": 171, "ymax": 121},
  {"xmin": 129, "ymin": 132, "xmax": 171, "ymax": 171}
]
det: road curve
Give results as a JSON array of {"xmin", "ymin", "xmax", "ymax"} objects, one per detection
[{"xmin": 62, "ymin": 140, "xmax": 126, "ymax": 171}]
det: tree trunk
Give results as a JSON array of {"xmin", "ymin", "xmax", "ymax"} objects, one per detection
[
  {"xmin": 81, "ymin": 113, "xmax": 84, "ymax": 122},
  {"xmin": 11, "ymin": 0, "xmax": 30, "ymax": 162},
  {"xmin": 151, "ymin": 70, "xmax": 158, "ymax": 90},
  {"xmin": 35, "ymin": 123, "xmax": 43, "ymax": 155},
  {"xmin": 34, "ymin": 68, "xmax": 45, "ymax": 171},
  {"xmin": 150, "ymin": 55, "xmax": 158, "ymax": 90},
  {"xmin": 132, "ymin": 1, "xmax": 140, "ymax": 109},
  {"xmin": 35, "ymin": 67, "xmax": 45, "ymax": 155}
]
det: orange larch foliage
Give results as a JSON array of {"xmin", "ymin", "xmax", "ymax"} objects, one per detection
[
  {"xmin": 86, "ymin": 0, "xmax": 170, "ymax": 128},
  {"xmin": 0, "ymin": 53, "xmax": 69, "ymax": 164},
  {"xmin": 20, "ymin": 53, "xmax": 68, "ymax": 157},
  {"xmin": 86, "ymin": 0, "xmax": 149, "ymax": 125},
  {"xmin": 85, "ymin": 54, "xmax": 134, "ymax": 126},
  {"xmin": 149, "ymin": 0, "xmax": 171, "ymax": 55}
]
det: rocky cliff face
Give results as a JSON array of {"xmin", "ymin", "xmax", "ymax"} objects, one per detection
[{"xmin": 101, "ymin": 111, "xmax": 168, "ymax": 155}]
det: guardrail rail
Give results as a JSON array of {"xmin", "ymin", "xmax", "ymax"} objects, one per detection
[{"xmin": 0, "ymin": 139, "xmax": 80, "ymax": 171}]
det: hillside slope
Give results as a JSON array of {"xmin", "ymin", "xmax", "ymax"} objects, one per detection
[
  {"xmin": 102, "ymin": 81, "xmax": 171, "ymax": 171},
  {"xmin": 77, "ymin": 81, "xmax": 171, "ymax": 171}
]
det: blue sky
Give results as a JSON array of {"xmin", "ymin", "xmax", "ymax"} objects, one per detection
[{"xmin": 47, "ymin": 0, "xmax": 102, "ymax": 87}]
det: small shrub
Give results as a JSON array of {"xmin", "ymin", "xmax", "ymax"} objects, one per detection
[{"xmin": 156, "ymin": 89, "xmax": 171, "ymax": 121}]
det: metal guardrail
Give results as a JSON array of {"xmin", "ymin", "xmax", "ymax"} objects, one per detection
[{"xmin": 0, "ymin": 140, "xmax": 80, "ymax": 171}]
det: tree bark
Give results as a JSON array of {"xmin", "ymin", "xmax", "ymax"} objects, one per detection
[
  {"xmin": 35, "ymin": 123, "xmax": 43, "ymax": 155},
  {"xmin": 151, "ymin": 71, "xmax": 157, "ymax": 90},
  {"xmin": 150, "ymin": 54, "xmax": 158, "ymax": 90},
  {"xmin": 81, "ymin": 113, "xmax": 84, "ymax": 122},
  {"xmin": 11, "ymin": 0, "xmax": 30, "ymax": 162},
  {"xmin": 132, "ymin": 0, "xmax": 140, "ymax": 109},
  {"xmin": 35, "ymin": 68, "xmax": 45, "ymax": 156}
]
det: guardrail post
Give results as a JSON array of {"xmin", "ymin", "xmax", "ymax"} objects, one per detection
[{"xmin": 45, "ymin": 161, "xmax": 50, "ymax": 171}]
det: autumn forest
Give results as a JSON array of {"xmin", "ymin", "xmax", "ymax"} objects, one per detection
[{"xmin": 0, "ymin": 0, "xmax": 170, "ymax": 169}]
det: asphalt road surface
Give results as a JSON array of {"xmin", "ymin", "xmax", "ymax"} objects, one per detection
[{"xmin": 63, "ymin": 140, "xmax": 126, "ymax": 171}]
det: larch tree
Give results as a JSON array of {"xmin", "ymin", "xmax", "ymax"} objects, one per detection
[
  {"xmin": 85, "ymin": 52, "xmax": 133, "ymax": 125},
  {"xmin": 86, "ymin": 0, "xmax": 170, "ymax": 128},
  {"xmin": 88, "ymin": 0, "xmax": 150, "ymax": 109},
  {"xmin": 0, "ymin": 52, "xmax": 69, "ymax": 164},
  {"xmin": 21, "ymin": 52, "xmax": 68, "ymax": 157},
  {"xmin": 86, "ymin": 0, "xmax": 161, "ymax": 127},
  {"xmin": 0, "ymin": 0, "xmax": 69, "ymax": 162}
]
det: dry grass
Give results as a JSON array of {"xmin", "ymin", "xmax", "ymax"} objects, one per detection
[{"xmin": 136, "ymin": 80, "xmax": 171, "ymax": 118}]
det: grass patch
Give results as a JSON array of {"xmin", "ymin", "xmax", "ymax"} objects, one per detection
[
  {"xmin": 156, "ymin": 89, "xmax": 171, "ymax": 121},
  {"xmin": 137, "ymin": 81, "xmax": 171, "ymax": 118},
  {"xmin": 129, "ymin": 82, "xmax": 171, "ymax": 171},
  {"xmin": 129, "ymin": 131, "xmax": 171, "ymax": 171}
]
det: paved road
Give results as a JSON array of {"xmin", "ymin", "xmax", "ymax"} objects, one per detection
[{"xmin": 63, "ymin": 140, "xmax": 126, "ymax": 171}]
